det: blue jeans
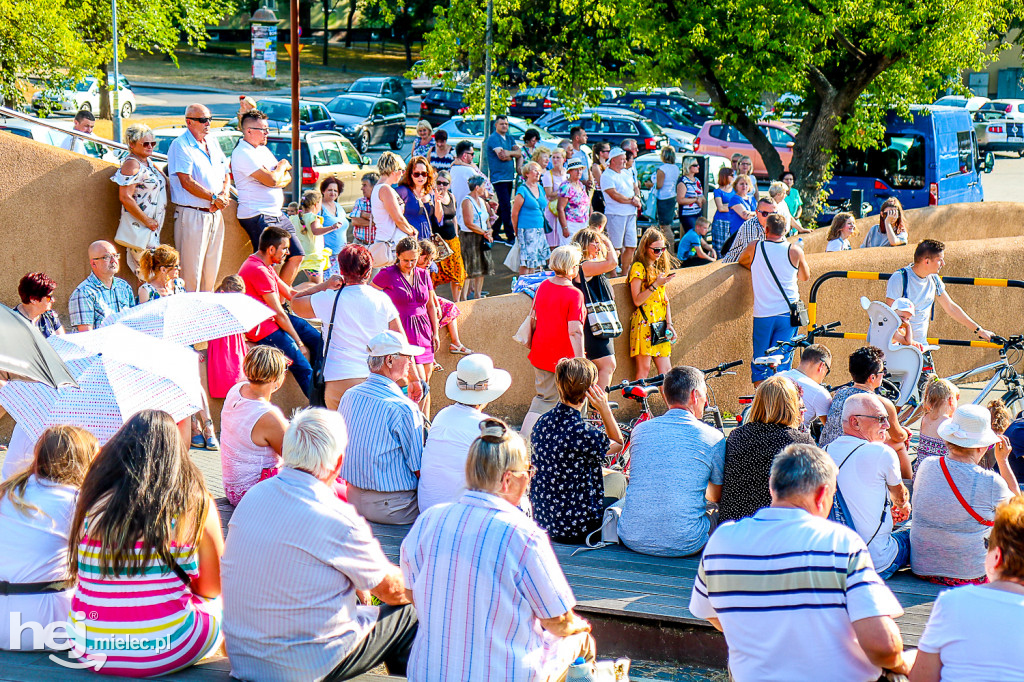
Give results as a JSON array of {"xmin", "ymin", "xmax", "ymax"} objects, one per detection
[
  {"xmin": 255, "ymin": 314, "xmax": 322, "ymax": 397},
  {"xmin": 878, "ymin": 526, "xmax": 912, "ymax": 579},
  {"xmin": 751, "ymin": 314, "xmax": 798, "ymax": 382}
]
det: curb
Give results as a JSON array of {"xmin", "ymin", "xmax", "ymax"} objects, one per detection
[{"xmin": 130, "ymin": 81, "xmax": 245, "ymax": 95}]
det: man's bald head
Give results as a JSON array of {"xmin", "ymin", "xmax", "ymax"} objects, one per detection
[
  {"xmin": 87, "ymin": 240, "xmax": 120, "ymax": 279},
  {"xmin": 87, "ymin": 240, "xmax": 115, "ymax": 259},
  {"xmin": 185, "ymin": 103, "xmax": 211, "ymax": 118}
]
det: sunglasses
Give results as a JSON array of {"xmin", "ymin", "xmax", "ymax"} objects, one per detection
[
  {"xmin": 650, "ymin": 246, "xmax": 667, "ymax": 254},
  {"xmin": 187, "ymin": 116, "xmax": 213, "ymax": 124},
  {"xmin": 436, "ymin": 181, "xmax": 450, "ymax": 187},
  {"xmin": 141, "ymin": 141, "xmax": 156, "ymax": 148},
  {"xmin": 412, "ymin": 171, "xmax": 428, "ymax": 178},
  {"xmin": 247, "ymin": 127, "xmax": 271, "ymax": 134},
  {"xmin": 757, "ymin": 210, "xmax": 774, "ymax": 217}
]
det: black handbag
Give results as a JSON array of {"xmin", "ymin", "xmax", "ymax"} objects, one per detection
[
  {"xmin": 639, "ymin": 306, "xmax": 670, "ymax": 346},
  {"xmin": 309, "ymin": 283, "xmax": 345, "ymax": 407},
  {"xmin": 759, "ymin": 241, "xmax": 809, "ymax": 327}
]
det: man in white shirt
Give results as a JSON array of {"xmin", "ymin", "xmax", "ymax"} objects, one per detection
[
  {"xmin": 600, "ymin": 147, "xmax": 641, "ymax": 267},
  {"xmin": 825, "ymin": 393, "xmax": 911, "ymax": 578},
  {"xmin": 691, "ymin": 442, "xmax": 913, "ymax": 682},
  {"xmin": 58, "ymin": 109, "xmax": 94, "ymax": 155},
  {"xmin": 885, "ymin": 239, "xmax": 993, "ymax": 371},
  {"xmin": 231, "ymin": 109, "xmax": 304, "ymax": 285},
  {"xmin": 778, "ymin": 343, "xmax": 832, "ymax": 429}
]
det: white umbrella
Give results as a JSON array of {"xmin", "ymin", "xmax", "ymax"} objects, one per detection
[
  {"xmin": 0, "ymin": 325, "xmax": 204, "ymax": 444},
  {"xmin": 100, "ymin": 292, "xmax": 274, "ymax": 345}
]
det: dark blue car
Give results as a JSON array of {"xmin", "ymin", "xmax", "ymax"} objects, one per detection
[{"xmin": 256, "ymin": 98, "xmax": 337, "ymax": 132}]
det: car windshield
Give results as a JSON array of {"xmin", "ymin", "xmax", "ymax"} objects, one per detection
[
  {"xmin": 258, "ymin": 101, "xmax": 291, "ymax": 121},
  {"xmin": 350, "ymin": 81, "xmax": 381, "ymax": 94},
  {"xmin": 327, "ymin": 98, "xmax": 373, "ymax": 117},
  {"xmin": 518, "ymin": 87, "xmax": 554, "ymax": 99},
  {"xmin": 646, "ymin": 121, "xmax": 663, "ymax": 134},
  {"xmin": 832, "ymin": 133, "xmax": 926, "ymax": 190},
  {"xmin": 431, "ymin": 90, "xmax": 464, "ymax": 103},
  {"xmin": 935, "ymin": 97, "xmax": 967, "ymax": 107}
]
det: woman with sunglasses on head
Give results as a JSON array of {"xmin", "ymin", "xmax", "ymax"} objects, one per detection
[
  {"xmin": 112, "ymin": 123, "xmax": 167, "ymax": 277},
  {"xmin": 137, "ymin": 244, "xmax": 186, "ymax": 303},
  {"xmin": 428, "ymin": 170, "xmax": 466, "ymax": 301},
  {"xmin": 396, "ymin": 156, "xmax": 443, "ymax": 241},
  {"xmin": 629, "ymin": 228, "xmax": 677, "ymax": 381}
]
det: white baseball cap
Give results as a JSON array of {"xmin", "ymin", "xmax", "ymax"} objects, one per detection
[
  {"xmin": 892, "ymin": 298, "xmax": 915, "ymax": 315},
  {"xmin": 366, "ymin": 330, "xmax": 424, "ymax": 357},
  {"xmin": 609, "ymin": 147, "xmax": 626, "ymax": 160}
]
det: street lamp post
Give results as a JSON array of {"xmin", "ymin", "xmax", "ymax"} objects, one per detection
[
  {"xmin": 480, "ymin": 0, "xmax": 493, "ymax": 175},
  {"xmin": 290, "ymin": 0, "xmax": 301, "ymax": 202},
  {"xmin": 111, "ymin": 0, "xmax": 122, "ymax": 143}
]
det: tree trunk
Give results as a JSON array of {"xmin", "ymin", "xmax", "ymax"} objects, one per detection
[
  {"xmin": 403, "ymin": 29, "xmax": 412, "ymax": 66},
  {"xmin": 789, "ymin": 102, "xmax": 840, "ymax": 221},
  {"xmin": 697, "ymin": 70, "xmax": 784, "ymax": 180},
  {"xmin": 323, "ymin": 0, "xmax": 330, "ymax": 65},
  {"xmin": 345, "ymin": 0, "xmax": 357, "ymax": 47},
  {"xmin": 98, "ymin": 63, "xmax": 112, "ymax": 120}
]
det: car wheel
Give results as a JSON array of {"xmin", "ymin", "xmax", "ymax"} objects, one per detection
[
  {"xmin": 390, "ymin": 127, "xmax": 404, "ymax": 150},
  {"xmin": 1018, "ymin": 149, "xmax": 1024, "ymax": 159},
  {"xmin": 120, "ymin": 102, "xmax": 133, "ymax": 119},
  {"xmin": 80, "ymin": 101, "xmax": 92, "ymax": 112},
  {"xmin": 357, "ymin": 130, "xmax": 370, "ymax": 155}
]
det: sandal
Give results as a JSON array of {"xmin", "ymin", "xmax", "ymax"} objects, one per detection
[{"xmin": 449, "ymin": 343, "xmax": 473, "ymax": 355}]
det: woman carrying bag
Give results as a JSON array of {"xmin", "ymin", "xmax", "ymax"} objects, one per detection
[{"xmin": 572, "ymin": 228, "xmax": 621, "ymax": 390}]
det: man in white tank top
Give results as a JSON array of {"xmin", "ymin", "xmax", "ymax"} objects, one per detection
[{"xmin": 738, "ymin": 213, "xmax": 810, "ymax": 385}]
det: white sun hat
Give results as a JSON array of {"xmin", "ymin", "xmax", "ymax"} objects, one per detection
[
  {"xmin": 937, "ymin": 404, "xmax": 1001, "ymax": 449},
  {"xmin": 445, "ymin": 354, "xmax": 512, "ymax": 404}
]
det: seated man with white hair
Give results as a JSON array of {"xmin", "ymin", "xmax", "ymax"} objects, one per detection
[
  {"xmin": 691, "ymin": 443, "xmax": 913, "ymax": 681},
  {"xmin": 221, "ymin": 408, "xmax": 417, "ymax": 681},
  {"xmin": 338, "ymin": 330, "xmax": 426, "ymax": 524},
  {"xmin": 825, "ymin": 393, "xmax": 912, "ymax": 579},
  {"xmin": 401, "ymin": 418, "xmax": 595, "ymax": 680}
]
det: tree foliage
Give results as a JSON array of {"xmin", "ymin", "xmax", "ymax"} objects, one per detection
[
  {"xmin": 416, "ymin": 0, "xmax": 1021, "ymax": 215},
  {"xmin": 0, "ymin": 0, "xmax": 99, "ymax": 108}
]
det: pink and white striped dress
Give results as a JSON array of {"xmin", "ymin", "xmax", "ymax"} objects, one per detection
[{"xmin": 68, "ymin": 530, "xmax": 222, "ymax": 677}]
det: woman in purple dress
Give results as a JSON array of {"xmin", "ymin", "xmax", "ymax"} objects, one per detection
[
  {"xmin": 395, "ymin": 155, "xmax": 443, "ymax": 240},
  {"xmin": 372, "ymin": 236, "xmax": 440, "ymax": 417}
]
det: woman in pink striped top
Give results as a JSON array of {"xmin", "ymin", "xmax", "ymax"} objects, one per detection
[{"xmin": 66, "ymin": 410, "xmax": 224, "ymax": 677}]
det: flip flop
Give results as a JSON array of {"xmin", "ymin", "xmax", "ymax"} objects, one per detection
[{"xmin": 449, "ymin": 344, "xmax": 473, "ymax": 355}]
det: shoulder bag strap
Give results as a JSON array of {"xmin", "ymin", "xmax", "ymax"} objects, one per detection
[
  {"xmin": 900, "ymin": 267, "xmax": 909, "ymax": 299},
  {"xmin": 940, "ymin": 457, "xmax": 994, "ymax": 526},
  {"xmin": 317, "ymin": 284, "xmax": 346, "ymax": 379},
  {"xmin": 836, "ymin": 442, "xmax": 891, "ymax": 546},
  {"xmin": 759, "ymin": 241, "xmax": 797, "ymax": 313}
]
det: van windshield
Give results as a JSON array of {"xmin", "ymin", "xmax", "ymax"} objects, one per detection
[{"xmin": 832, "ymin": 134, "xmax": 926, "ymax": 190}]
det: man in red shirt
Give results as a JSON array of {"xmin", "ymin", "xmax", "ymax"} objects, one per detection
[{"xmin": 239, "ymin": 225, "xmax": 334, "ymax": 396}]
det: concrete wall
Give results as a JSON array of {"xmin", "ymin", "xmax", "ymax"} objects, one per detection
[{"xmin": 3, "ymin": 131, "xmax": 1024, "ymax": 435}]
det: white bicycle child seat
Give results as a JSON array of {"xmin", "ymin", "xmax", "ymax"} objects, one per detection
[{"xmin": 861, "ymin": 296, "xmax": 931, "ymax": 407}]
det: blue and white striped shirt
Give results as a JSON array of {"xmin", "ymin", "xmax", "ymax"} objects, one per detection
[
  {"xmin": 401, "ymin": 491, "xmax": 580, "ymax": 682},
  {"xmin": 689, "ymin": 507, "xmax": 903, "ymax": 682},
  {"xmin": 338, "ymin": 373, "xmax": 424, "ymax": 492}
]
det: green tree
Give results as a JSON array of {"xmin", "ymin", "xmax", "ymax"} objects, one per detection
[
  {"xmin": 71, "ymin": 0, "xmax": 236, "ymax": 119},
  {"xmin": 0, "ymin": 0, "xmax": 99, "ymax": 109},
  {"xmin": 416, "ymin": 0, "xmax": 1020, "ymax": 216}
]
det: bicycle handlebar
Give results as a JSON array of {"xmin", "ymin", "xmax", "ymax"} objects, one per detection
[
  {"xmin": 605, "ymin": 359, "xmax": 744, "ymax": 393},
  {"xmin": 991, "ymin": 334, "xmax": 1024, "ymax": 350},
  {"xmin": 702, "ymin": 359, "xmax": 744, "ymax": 375},
  {"xmin": 766, "ymin": 322, "xmax": 841, "ymax": 356}
]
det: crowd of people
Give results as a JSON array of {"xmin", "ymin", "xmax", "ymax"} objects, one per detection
[{"xmin": 3, "ymin": 104, "xmax": 1024, "ymax": 680}]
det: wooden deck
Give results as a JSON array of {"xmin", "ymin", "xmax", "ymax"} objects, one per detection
[{"xmin": 369, "ymin": 521, "xmax": 943, "ymax": 650}]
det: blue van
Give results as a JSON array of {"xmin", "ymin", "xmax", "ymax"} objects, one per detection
[{"xmin": 821, "ymin": 105, "xmax": 983, "ymax": 223}]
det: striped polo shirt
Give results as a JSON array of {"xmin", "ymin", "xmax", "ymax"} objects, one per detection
[
  {"xmin": 338, "ymin": 373, "xmax": 424, "ymax": 492},
  {"xmin": 689, "ymin": 507, "xmax": 903, "ymax": 682},
  {"xmin": 400, "ymin": 490, "xmax": 582, "ymax": 681}
]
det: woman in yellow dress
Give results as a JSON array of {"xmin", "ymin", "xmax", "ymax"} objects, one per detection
[{"xmin": 629, "ymin": 228, "xmax": 677, "ymax": 380}]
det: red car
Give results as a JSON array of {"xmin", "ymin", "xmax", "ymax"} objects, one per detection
[{"xmin": 693, "ymin": 120, "xmax": 795, "ymax": 178}]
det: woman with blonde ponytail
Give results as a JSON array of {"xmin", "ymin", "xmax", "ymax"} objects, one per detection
[{"xmin": 0, "ymin": 426, "xmax": 98, "ymax": 650}]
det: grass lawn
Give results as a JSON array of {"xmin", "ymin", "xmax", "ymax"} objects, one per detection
[{"xmin": 121, "ymin": 42, "xmax": 419, "ymax": 92}]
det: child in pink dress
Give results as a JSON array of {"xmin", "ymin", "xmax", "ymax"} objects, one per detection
[{"xmin": 207, "ymin": 275, "xmax": 247, "ymax": 400}]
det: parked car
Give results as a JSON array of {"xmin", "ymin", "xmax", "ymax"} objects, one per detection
[
  {"xmin": 110, "ymin": 126, "xmax": 241, "ymax": 171},
  {"xmin": 534, "ymin": 107, "xmax": 669, "ymax": 153},
  {"xmin": 256, "ymin": 98, "xmax": 336, "ymax": 132},
  {"xmin": 693, "ymin": 120, "xmax": 795, "ymax": 179},
  {"xmin": 509, "ymin": 86, "xmax": 560, "ymax": 120},
  {"xmin": 976, "ymin": 99, "xmax": 1024, "ymax": 123},
  {"xmin": 974, "ymin": 110, "xmax": 1024, "ymax": 157},
  {"xmin": 32, "ymin": 76, "xmax": 136, "ymax": 119},
  {"xmin": 325, "ymin": 94, "xmax": 405, "ymax": 154},
  {"xmin": 591, "ymin": 87, "xmax": 624, "ymax": 103},
  {"xmin": 419, "ymin": 88, "xmax": 470, "ymax": 127},
  {"xmin": 434, "ymin": 115, "xmax": 588, "ymax": 157},
  {"xmin": 610, "ymin": 92, "xmax": 711, "ymax": 128},
  {"xmin": 934, "ymin": 95, "xmax": 990, "ymax": 112},
  {"xmin": 409, "ymin": 60, "xmax": 468, "ymax": 92},
  {"xmin": 264, "ymin": 131, "xmax": 370, "ymax": 206},
  {"xmin": 822, "ymin": 105, "xmax": 983, "ymax": 223},
  {"xmin": 346, "ymin": 76, "xmax": 414, "ymax": 108},
  {"xmin": 2, "ymin": 116, "xmax": 121, "ymax": 163}
]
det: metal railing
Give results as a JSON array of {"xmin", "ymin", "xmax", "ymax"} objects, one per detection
[
  {"xmin": 807, "ymin": 269, "xmax": 1024, "ymax": 349},
  {"xmin": 0, "ymin": 105, "xmax": 168, "ymax": 162}
]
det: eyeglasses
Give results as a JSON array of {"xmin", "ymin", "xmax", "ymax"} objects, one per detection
[
  {"xmin": 412, "ymin": 171, "xmax": 428, "ymax": 178},
  {"xmin": 90, "ymin": 254, "xmax": 120, "ymax": 263},
  {"xmin": 822, "ymin": 361, "xmax": 831, "ymax": 376},
  {"xmin": 757, "ymin": 210, "xmax": 774, "ymax": 217},
  {"xmin": 855, "ymin": 414, "xmax": 890, "ymax": 425},
  {"xmin": 141, "ymin": 141, "xmax": 156, "ymax": 148},
  {"xmin": 247, "ymin": 127, "xmax": 271, "ymax": 134},
  {"xmin": 509, "ymin": 465, "xmax": 537, "ymax": 480},
  {"xmin": 649, "ymin": 246, "xmax": 666, "ymax": 254},
  {"xmin": 187, "ymin": 116, "xmax": 213, "ymax": 124}
]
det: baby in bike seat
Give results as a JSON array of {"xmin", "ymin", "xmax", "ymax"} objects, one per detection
[
  {"xmin": 891, "ymin": 298, "xmax": 925, "ymax": 351},
  {"xmin": 861, "ymin": 296, "xmax": 927, "ymax": 407}
]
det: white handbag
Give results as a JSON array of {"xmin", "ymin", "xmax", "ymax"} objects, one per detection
[
  {"xmin": 367, "ymin": 240, "xmax": 396, "ymax": 268},
  {"xmin": 502, "ymin": 237, "xmax": 521, "ymax": 272},
  {"xmin": 114, "ymin": 213, "xmax": 160, "ymax": 252}
]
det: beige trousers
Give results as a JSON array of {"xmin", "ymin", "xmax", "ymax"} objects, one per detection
[
  {"xmin": 325, "ymin": 378, "xmax": 365, "ymax": 411},
  {"xmin": 174, "ymin": 206, "xmax": 225, "ymax": 292},
  {"xmin": 347, "ymin": 485, "xmax": 419, "ymax": 525},
  {"xmin": 520, "ymin": 368, "xmax": 559, "ymax": 441}
]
